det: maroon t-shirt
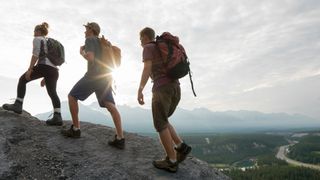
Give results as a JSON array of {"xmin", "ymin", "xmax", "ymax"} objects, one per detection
[{"xmin": 142, "ymin": 43, "xmax": 178, "ymax": 91}]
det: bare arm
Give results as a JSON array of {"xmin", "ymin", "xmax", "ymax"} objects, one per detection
[
  {"xmin": 80, "ymin": 46, "xmax": 95, "ymax": 62},
  {"xmin": 137, "ymin": 60, "xmax": 152, "ymax": 105},
  {"xmin": 28, "ymin": 55, "xmax": 38, "ymax": 70}
]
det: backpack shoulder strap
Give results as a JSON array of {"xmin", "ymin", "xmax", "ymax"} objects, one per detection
[
  {"xmin": 38, "ymin": 40, "xmax": 46, "ymax": 61},
  {"xmin": 188, "ymin": 66, "xmax": 197, "ymax": 97}
]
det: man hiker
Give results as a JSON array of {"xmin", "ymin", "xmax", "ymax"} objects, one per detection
[
  {"xmin": 2, "ymin": 22, "xmax": 63, "ymax": 126},
  {"xmin": 61, "ymin": 22, "xmax": 125, "ymax": 149},
  {"xmin": 137, "ymin": 27, "xmax": 192, "ymax": 172}
]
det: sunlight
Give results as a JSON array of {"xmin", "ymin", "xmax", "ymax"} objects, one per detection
[
  {"xmin": 110, "ymin": 66, "xmax": 135, "ymax": 84},
  {"xmin": 111, "ymin": 67, "xmax": 121, "ymax": 82}
]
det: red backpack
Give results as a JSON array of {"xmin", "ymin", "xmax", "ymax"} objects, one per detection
[{"xmin": 155, "ymin": 32, "xmax": 196, "ymax": 96}]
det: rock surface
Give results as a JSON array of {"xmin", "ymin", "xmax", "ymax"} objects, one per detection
[{"xmin": 0, "ymin": 108, "xmax": 230, "ymax": 180}]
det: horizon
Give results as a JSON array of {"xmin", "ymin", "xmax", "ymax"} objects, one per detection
[
  {"xmin": 35, "ymin": 99, "xmax": 319, "ymax": 118},
  {"xmin": 33, "ymin": 101, "xmax": 320, "ymax": 134},
  {"xmin": 1, "ymin": 0, "xmax": 320, "ymax": 119}
]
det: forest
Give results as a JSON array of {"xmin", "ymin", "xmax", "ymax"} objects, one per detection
[
  {"xmin": 288, "ymin": 134, "xmax": 320, "ymax": 164},
  {"xmin": 181, "ymin": 132, "xmax": 320, "ymax": 180}
]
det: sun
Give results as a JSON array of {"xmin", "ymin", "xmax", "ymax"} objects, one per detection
[
  {"xmin": 110, "ymin": 66, "xmax": 134, "ymax": 85},
  {"xmin": 111, "ymin": 67, "xmax": 122, "ymax": 82},
  {"xmin": 106, "ymin": 62, "xmax": 142, "ymax": 104},
  {"xmin": 110, "ymin": 64, "xmax": 140, "ymax": 86}
]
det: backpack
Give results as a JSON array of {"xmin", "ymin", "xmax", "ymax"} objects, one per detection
[
  {"xmin": 99, "ymin": 35, "xmax": 121, "ymax": 71},
  {"xmin": 155, "ymin": 32, "xmax": 196, "ymax": 96},
  {"xmin": 41, "ymin": 38, "xmax": 65, "ymax": 66}
]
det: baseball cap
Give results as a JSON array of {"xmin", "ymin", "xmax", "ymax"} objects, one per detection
[{"xmin": 84, "ymin": 22, "xmax": 100, "ymax": 35}]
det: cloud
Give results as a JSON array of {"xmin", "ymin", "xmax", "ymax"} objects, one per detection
[{"xmin": 0, "ymin": 0, "xmax": 320, "ymax": 119}]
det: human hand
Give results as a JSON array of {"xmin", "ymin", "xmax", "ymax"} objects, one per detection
[
  {"xmin": 25, "ymin": 69, "xmax": 33, "ymax": 81},
  {"xmin": 137, "ymin": 91, "xmax": 144, "ymax": 105},
  {"xmin": 80, "ymin": 46, "xmax": 85, "ymax": 55},
  {"xmin": 40, "ymin": 78, "xmax": 46, "ymax": 87}
]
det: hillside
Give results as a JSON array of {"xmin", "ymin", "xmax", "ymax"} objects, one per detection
[{"xmin": 0, "ymin": 108, "xmax": 229, "ymax": 180}]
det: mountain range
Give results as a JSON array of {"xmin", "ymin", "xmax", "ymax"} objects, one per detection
[{"xmin": 35, "ymin": 101, "xmax": 320, "ymax": 133}]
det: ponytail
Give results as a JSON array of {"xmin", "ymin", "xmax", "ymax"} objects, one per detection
[{"xmin": 35, "ymin": 22, "xmax": 49, "ymax": 36}]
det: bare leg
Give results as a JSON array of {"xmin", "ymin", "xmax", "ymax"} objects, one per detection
[
  {"xmin": 68, "ymin": 95, "xmax": 80, "ymax": 128},
  {"xmin": 105, "ymin": 102, "xmax": 124, "ymax": 139},
  {"xmin": 159, "ymin": 127, "xmax": 176, "ymax": 160},
  {"xmin": 168, "ymin": 123, "xmax": 183, "ymax": 145}
]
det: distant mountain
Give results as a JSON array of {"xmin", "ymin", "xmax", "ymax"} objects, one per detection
[{"xmin": 35, "ymin": 101, "xmax": 320, "ymax": 133}]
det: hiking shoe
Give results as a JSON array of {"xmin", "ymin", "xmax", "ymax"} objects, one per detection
[
  {"xmin": 108, "ymin": 135, "xmax": 125, "ymax": 149},
  {"xmin": 2, "ymin": 102, "xmax": 22, "ymax": 114},
  {"xmin": 175, "ymin": 142, "xmax": 192, "ymax": 163},
  {"xmin": 46, "ymin": 113, "xmax": 63, "ymax": 126},
  {"xmin": 61, "ymin": 125, "xmax": 81, "ymax": 138},
  {"xmin": 152, "ymin": 156, "xmax": 178, "ymax": 173}
]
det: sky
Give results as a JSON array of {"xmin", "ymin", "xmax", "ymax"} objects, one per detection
[{"xmin": 0, "ymin": 0, "xmax": 320, "ymax": 119}]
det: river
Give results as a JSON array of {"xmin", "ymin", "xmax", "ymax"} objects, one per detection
[{"xmin": 276, "ymin": 144, "xmax": 320, "ymax": 171}]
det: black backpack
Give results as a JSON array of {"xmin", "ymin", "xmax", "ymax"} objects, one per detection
[{"xmin": 40, "ymin": 38, "xmax": 65, "ymax": 66}]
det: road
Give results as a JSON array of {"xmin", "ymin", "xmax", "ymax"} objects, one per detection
[{"xmin": 276, "ymin": 144, "xmax": 320, "ymax": 171}]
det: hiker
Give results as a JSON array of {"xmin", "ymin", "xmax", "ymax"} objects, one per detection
[
  {"xmin": 2, "ymin": 22, "xmax": 63, "ymax": 126},
  {"xmin": 61, "ymin": 22, "xmax": 125, "ymax": 149},
  {"xmin": 137, "ymin": 27, "xmax": 192, "ymax": 173}
]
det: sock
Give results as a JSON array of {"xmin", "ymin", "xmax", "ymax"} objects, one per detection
[
  {"xmin": 73, "ymin": 126, "xmax": 80, "ymax": 131},
  {"xmin": 169, "ymin": 159, "xmax": 177, "ymax": 163},
  {"xmin": 116, "ymin": 135, "xmax": 124, "ymax": 140},
  {"xmin": 15, "ymin": 98, "xmax": 23, "ymax": 104},
  {"xmin": 176, "ymin": 141, "xmax": 183, "ymax": 149},
  {"xmin": 54, "ymin": 108, "xmax": 61, "ymax": 114}
]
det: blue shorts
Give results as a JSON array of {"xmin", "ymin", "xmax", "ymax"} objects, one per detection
[{"xmin": 69, "ymin": 75, "xmax": 115, "ymax": 107}]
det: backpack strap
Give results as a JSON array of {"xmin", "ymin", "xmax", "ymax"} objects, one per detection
[
  {"xmin": 39, "ymin": 40, "xmax": 46, "ymax": 62},
  {"xmin": 166, "ymin": 42, "xmax": 173, "ymax": 64},
  {"xmin": 187, "ymin": 59, "xmax": 196, "ymax": 97}
]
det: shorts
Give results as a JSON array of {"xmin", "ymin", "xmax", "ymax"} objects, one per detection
[
  {"xmin": 152, "ymin": 82, "xmax": 180, "ymax": 132},
  {"xmin": 69, "ymin": 75, "xmax": 115, "ymax": 107}
]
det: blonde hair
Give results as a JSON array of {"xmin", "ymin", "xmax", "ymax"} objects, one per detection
[{"xmin": 35, "ymin": 22, "xmax": 49, "ymax": 36}]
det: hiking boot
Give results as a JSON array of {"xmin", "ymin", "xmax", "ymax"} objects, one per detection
[
  {"xmin": 108, "ymin": 135, "xmax": 125, "ymax": 149},
  {"xmin": 61, "ymin": 125, "xmax": 81, "ymax": 138},
  {"xmin": 152, "ymin": 156, "xmax": 178, "ymax": 173},
  {"xmin": 46, "ymin": 113, "xmax": 63, "ymax": 126},
  {"xmin": 2, "ymin": 102, "xmax": 22, "ymax": 114},
  {"xmin": 175, "ymin": 142, "xmax": 192, "ymax": 163}
]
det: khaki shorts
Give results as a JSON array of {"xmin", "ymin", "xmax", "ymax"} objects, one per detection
[{"xmin": 152, "ymin": 82, "xmax": 181, "ymax": 132}]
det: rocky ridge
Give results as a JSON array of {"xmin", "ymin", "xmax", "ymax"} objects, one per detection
[{"xmin": 0, "ymin": 108, "xmax": 230, "ymax": 180}]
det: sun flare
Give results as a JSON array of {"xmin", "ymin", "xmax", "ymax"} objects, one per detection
[
  {"xmin": 111, "ymin": 68, "xmax": 121, "ymax": 82},
  {"xmin": 109, "ymin": 64, "xmax": 140, "ymax": 87}
]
